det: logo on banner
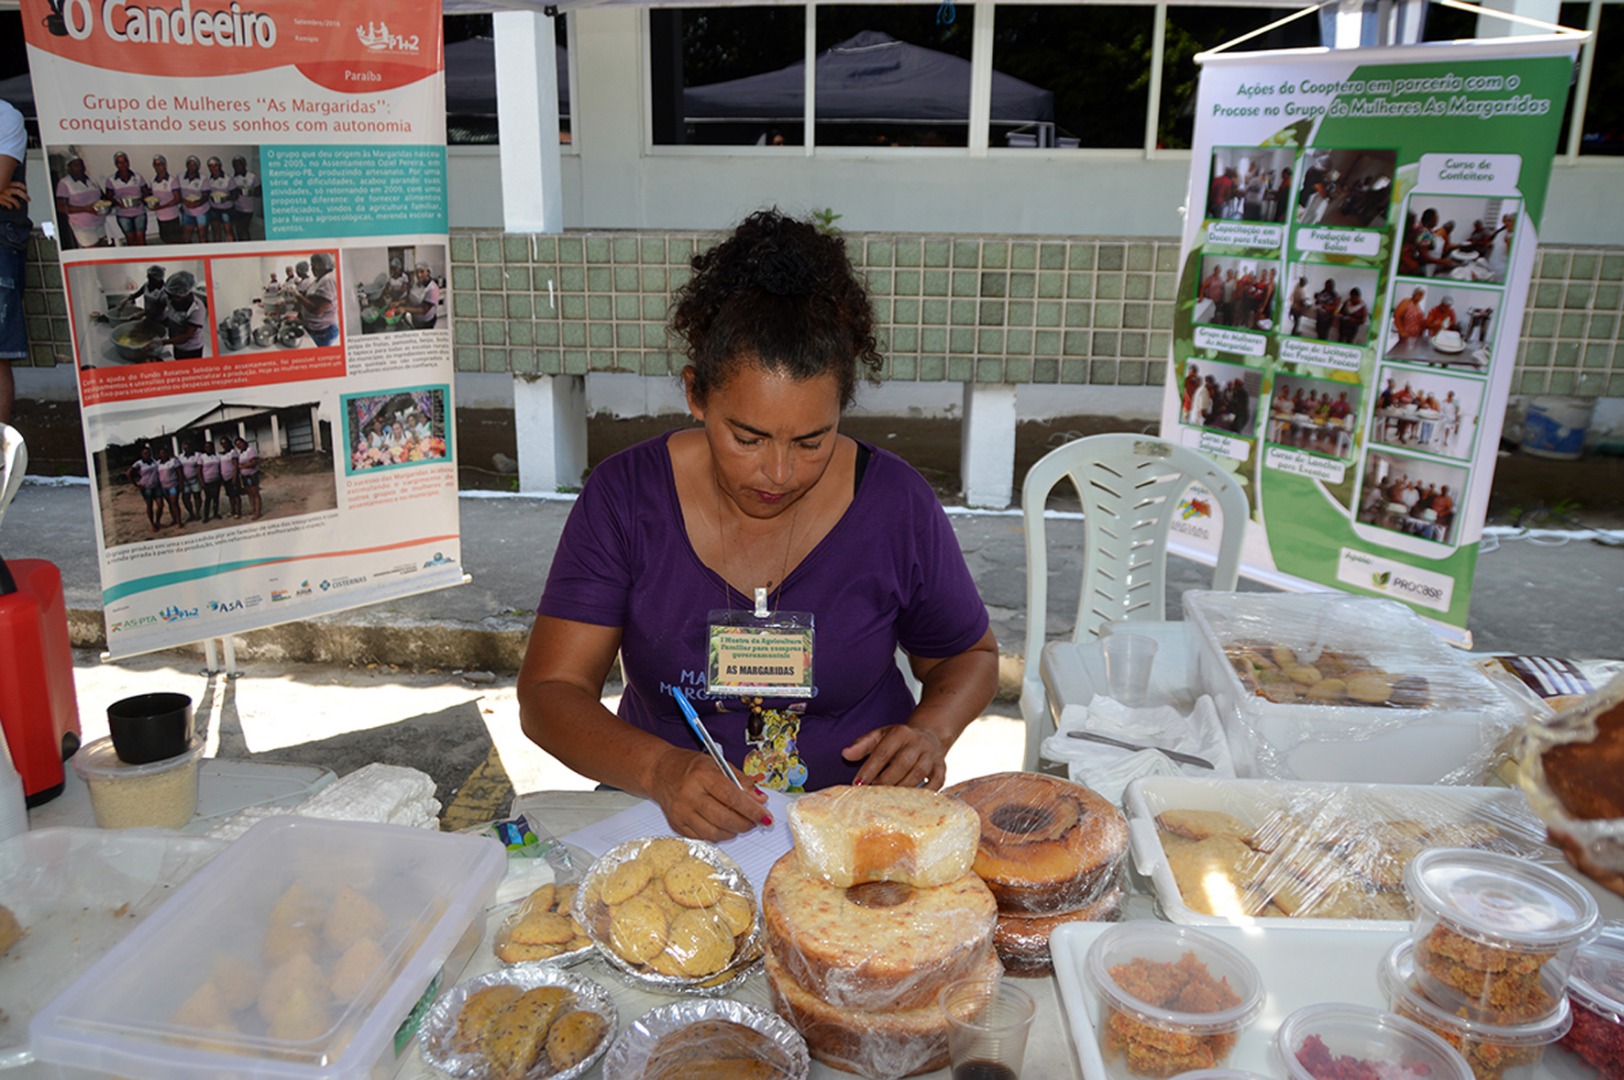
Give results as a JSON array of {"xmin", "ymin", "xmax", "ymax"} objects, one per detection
[
  {"xmin": 356, "ymin": 20, "xmax": 419, "ymax": 54},
  {"xmin": 424, "ymin": 552, "xmax": 451, "ymax": 568},
  {"xmin": 209, "ymin": 598, "xmax": 245, "ymax": 613},
  {"xmin": 159, "ymin": 603, "xmax": 200, "ymax": 623},
  {"xmin": 109, "ymin": 614, "xmax": 160, "ymax": 633},
  {"xmin": 272, "ymin": 589, "xmax": 291, "ymax": 602},
  {"xmin": 1337, "ymin": 549, "xmax": 1454, "ymax": 613},
  {"xmin": 51, "ymin": 0, "xmax": 279, "ymax": 47},
  {"xmin": 1179, "ymin": 496, "xmax": 1213, "ymax": 521}
]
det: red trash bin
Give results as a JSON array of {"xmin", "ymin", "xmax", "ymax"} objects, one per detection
[{"xmin": 0, "ymin": 557, "xmax": 81, "ymax": 806}]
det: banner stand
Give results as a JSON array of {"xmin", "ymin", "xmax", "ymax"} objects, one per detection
[{"xmin": 1159, "ymin": 6, "xmax": 1588, "ymax": 643}]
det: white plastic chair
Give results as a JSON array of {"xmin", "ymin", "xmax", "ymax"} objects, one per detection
[
  {"xmin": 0, "ymin": 424, "xmax": 25, "ymax": 531},
  {"xmin": 1018, "ymin": 433, "xmax": 1248, "ymax": 770}
]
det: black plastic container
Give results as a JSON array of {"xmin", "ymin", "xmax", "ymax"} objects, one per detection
[{"xmin": 106, "ymin": 693, "xmax": 194, "ymax": 765}]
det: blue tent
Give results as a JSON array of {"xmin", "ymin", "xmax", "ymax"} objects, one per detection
[{"xmin": 683, "ymin": 30, "xmax": 1054, "ymax": 135}]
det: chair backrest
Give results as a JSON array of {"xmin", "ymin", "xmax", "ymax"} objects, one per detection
[
  {"xmin": 0, "ymin": 424, "xmax": 26, "ymax": 531},
  {"xmin": 1021, "ymin": 432, "xmax": 1250, "ymax": 681}
]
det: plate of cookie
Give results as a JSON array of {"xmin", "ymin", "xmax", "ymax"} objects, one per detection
[
  {"xmin": 573, "ymin": 836, "xmax": 764, "ymax": 995},
  {"xmin": 1124, "ymin": 777, "xmax": 1560, "ymax": 931},
  {"xmin": 492, "ymin": 882, "xmax": 595, "ymax": 967},
  {"xmin": 601, "ymin": 999, "xmax": 809, "ymax": 1080},
  {"xmin": 419, "ymin": 965, "xmax": 617, "ymax": 1080}
]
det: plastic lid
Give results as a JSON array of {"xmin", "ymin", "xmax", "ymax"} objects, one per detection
[
  {"xmin": 1405, "ymin": 847, "xmax": 1599, "ymax": 946},
  {"xmin": 1380, "ymin": 939, "xmax": 1573, "ymax": 1046},
  {"xmin": 1275, "ymin": 1003, "xmax": 1472, "ymax": 1080},
  {"xmin": 1568, "ymin": 924, "xmax": 1624, "ymax": 1021},
  {"xmin": 1084, "ymin": 922, "xmax": 1265, "ymax": 1035},
  {"xmin": 70, "ymin": 735, "xmax": 203, "ymax": 781}
]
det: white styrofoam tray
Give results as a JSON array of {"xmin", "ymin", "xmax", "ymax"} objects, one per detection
[
  {"xmin": 1051, "ymin": 921, "xmax": 1594, "ymax": 1080},
  {"xmin": 1124, "ymin": 775, "xmax": 1559, "ymax": 931}
]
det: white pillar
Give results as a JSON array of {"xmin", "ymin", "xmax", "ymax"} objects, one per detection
[
  {"xmin": 1476, "ymin": 0, "xmax": 1560, "ymax": 37},
  {"xmin": 269, "ymin": 412, "xmax": 282, "ymax": 456},
  {"xmin": 493, "ymin": 11, "xmax": 564, "ymax": 234},
  {"xmin": 514, "ymin": 374, "xmax": 588, "ymax": 493},
  {"xmin": 960, "ymin": 383, "xmax": 1018, "ymax": 509},
  {"xmin": 309, "ymin": 404, "xmax": 323, "ymax": 453}
]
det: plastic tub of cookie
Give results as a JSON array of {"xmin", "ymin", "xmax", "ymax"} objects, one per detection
[
  {"xmin": 1083, "ymin": 922, "xmax": 1264, "ymax": 1080},
  {"xmin": 1405, "ymin": 847, "xmax": 1597, "ymax": 1023},
  {"xmin": 1184, "ymin": 592, "xmax": 1524, "ymax": 785},
  {"xmin": 29, "ymin": 816, "xmax": 505, "ymax": 1080},
  {"xmin": 602, "ymin": 999, "xmax": 809, "ymax": 1080},
  {"xmin": 1274, "ymin": 1002, "xmax": 1472, "ymax": 1080},
  {"xmin": 1559, "ymin": 923, "xmax": 1624, "ymax": 1076},
  {"xmin": 1380, "ymin": 938, "xmax": 1572, "ymax": 1080},
  {"xmin": 573, "ymin": 836, "xmax": 763, "ymax": 996},
  {"xmin": 418, "ymin": 966, "xmax": 617, "ymax": 1080}
]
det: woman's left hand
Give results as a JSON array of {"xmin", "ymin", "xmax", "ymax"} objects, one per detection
[{"xmin": 841, "ymin": 725, "xmax": 946, "ymax": 790}]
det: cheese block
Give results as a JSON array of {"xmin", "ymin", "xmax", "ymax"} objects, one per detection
[{"xmin": 787, "ymin": 785, "xmax": 980, "ymax": 888}]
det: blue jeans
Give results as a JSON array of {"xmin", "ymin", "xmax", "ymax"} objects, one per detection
[
  {"xmin": 309, "ymin": 323, "xmax": 339, "ymax": 347},
  {"xmin": 0, "ymin": 244, "xmax": 24, "ymax": 360}
]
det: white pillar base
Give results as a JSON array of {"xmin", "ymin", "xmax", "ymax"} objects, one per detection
[
  {"xmin": 514, "ymin": 374, "xmax": 588, "ymax": 493},
  {"xmin": 960, "ymin": 383, "xmax": 1017, "ymax": 509}
]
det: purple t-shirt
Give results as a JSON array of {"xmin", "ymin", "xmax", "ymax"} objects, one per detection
[{"xmin": 538, "ymin": 433, "xmax": 989, "ymax": 791}]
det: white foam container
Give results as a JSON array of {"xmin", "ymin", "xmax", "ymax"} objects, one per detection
[
  {"xmin": 30, "ymin": 817, "xmax": 505, "ymax": 1080},
  {"xmin": 1184, "ymin": 592, "xmax": 1523, "ymax": 784},
  {"xmin": 1124, "ymin": 775, "xmax": 1559, "ymax": 931}
]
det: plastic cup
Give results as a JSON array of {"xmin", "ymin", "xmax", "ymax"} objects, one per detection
[
  {"xmin": 107, "ymin": 692, "xmax": 194, "ymax": 765},
  {"xmin": 940, "ymin": 976, "xmax": 1036, "ymax": 1080},
  {"xmin": 1102, "ymin": 634, "xmax": 1159, "ymax": 707}
]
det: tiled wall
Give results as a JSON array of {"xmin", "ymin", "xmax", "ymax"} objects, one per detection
[{"xmin": 18, "ymin": 229, "xmax": 1624, "ymax": 398}]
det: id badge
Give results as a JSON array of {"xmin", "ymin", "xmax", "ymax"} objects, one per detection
[{"xmin": 707, "ymin": 590, "xmax": 814, "ymax": 698}]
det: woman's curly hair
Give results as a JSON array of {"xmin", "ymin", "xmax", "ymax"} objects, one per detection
[{"xmin": 670, "ymin": 208, "xmax": 883, "ymax": 408}]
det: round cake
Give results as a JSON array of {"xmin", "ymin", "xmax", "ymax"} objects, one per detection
[
  {"xmin": 762, "ymin": 850, "xmax": 996, "ymax": 1010},
  {"xmin": 765, "ymin": 947, "xmax": 1001, "ymax": 1078},
  {"xmin": 943, "ymin": 772, "xmax": 1128, "ymax": 914},
  {"xmin": 994, "ymin": 882, "xmax": 1125, "ymax": 977}
]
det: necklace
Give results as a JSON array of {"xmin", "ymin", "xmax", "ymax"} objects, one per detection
[{"xmin": 714, "ymin": 481, "xmax": 802, "ymax": 614}]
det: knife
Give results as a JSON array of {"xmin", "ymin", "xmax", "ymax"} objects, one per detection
[{"xmin": 1065, "ymin": 729, "xmax": 1215, "ymax": 770}]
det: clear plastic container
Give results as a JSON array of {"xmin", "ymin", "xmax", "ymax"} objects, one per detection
[
  {"xmin": 30, "ymin": 816, "xmax": 506, "ymax": 1080},
  {"xmin": 1083, "ymin": 922, "xmax": 1264, "ymax": 1080},
  {"xmin": 1405, "ymin": 847, "xmax": 1598, "ymax": 1023},
  {"xmin": 1380, "ymin": 938, "xmax": 1573, "ymax": 1080},
  {"xmin": 70, "ymin": 735, "xmax": 203, "ymax": 830},
  {"xmin": 1559, "ymin": 923, "xmax": 1624, "ymax": 1077},
  {"xmin": 1184, "ymin": 592, "xmax": 1522, "ymax": 785},
  {"xmin": 1274, "ymin": 1002, "xmax": 1472, "ymax": 1080}
]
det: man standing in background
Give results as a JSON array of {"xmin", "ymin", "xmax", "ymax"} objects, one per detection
[{"xmin": 0, "ymin": 98, "xmax": 29, "ymax": 427}]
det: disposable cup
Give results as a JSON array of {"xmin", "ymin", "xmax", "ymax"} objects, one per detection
[
  {"xmin": 940, "ymin": 975, "xmax": 1036, "ymax": 1079},
  {"xmin": 1102, "ymin": 634, "xmax": 1158, "ymax": 707}
]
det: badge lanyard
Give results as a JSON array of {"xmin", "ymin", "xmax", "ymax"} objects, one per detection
[{"xmin": 704, "ymin": 493, "xmax": 815, "ymax": 700}]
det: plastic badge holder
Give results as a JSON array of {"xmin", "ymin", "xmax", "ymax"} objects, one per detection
[
  {"xmin": 1405, "ymin": 847, "xmax": 1598, "ymax": 1023},
  {"xmin": 30, "ymin": 817, "xmax": 505, "ymax": 1080},
  {"xmin": 1123, "ymin": 776, "xmax": 1561, "ymax": 930},
  {"xmin": 1274, "ymin": 1003, "xmax": 1472, "ymax": 1080},
  {"xmin": 1183, "ymin": 591, "xmax": 1524, "ymax": 785},
  {"xmin": 1379, "ymin": 938, "xmax": 1573, "ymax": 1080},
  {"xmin": 1083, "ymin": 922, "xmax": 1265, "ymax": 1080},
  {"xmin": 1559, "ymin": 922, "xmax": 1624, "ymax": 1076}
]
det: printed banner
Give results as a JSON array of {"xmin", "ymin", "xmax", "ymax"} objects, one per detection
[
  {"xmin": 22, "ymin": 0, "xmax": 462, "ymax": 657},
  {"xmin": 1158, "ymin": 37, "xmax": 1579, "ymax": 642}
]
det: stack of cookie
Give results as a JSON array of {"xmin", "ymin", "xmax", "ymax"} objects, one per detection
[
  {"xmin": 944, "ymin": 772, "xmax": 1129, "ymax": 976},
  {"xmin": 762, "ymin": 785, "xmax": 1000, "ymax": 1078}
]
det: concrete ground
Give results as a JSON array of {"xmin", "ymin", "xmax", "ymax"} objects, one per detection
[{"xmin": 6, "ymin": 411, "xmax": 1623, "ymax": 827}]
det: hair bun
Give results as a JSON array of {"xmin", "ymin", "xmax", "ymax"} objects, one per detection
[{"xmin": 755, "ymin": 247, "xmax": 818, "ymax": 297}]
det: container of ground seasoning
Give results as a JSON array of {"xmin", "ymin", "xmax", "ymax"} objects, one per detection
[
  {"xmin": 71, "ymin": 735, "xmax": 203, "ymax": 829},
  {"xmin": 1560, "ymin": 923, "xmax": 1624, "ymax": 1078}
]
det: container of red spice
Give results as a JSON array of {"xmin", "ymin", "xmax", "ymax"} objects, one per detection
[
  {"xmin": 1274, "ymin": 1002, "xmax": 1472, "ymax": 1080},
  {"xmin": 1560, "ymin": 923, "xmax": 1624, "ymax": 1078}
]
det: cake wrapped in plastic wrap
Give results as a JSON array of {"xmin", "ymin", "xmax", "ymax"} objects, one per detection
[
  {"xmin": 787, "ymin": 785, "xmax": 980, "ymax": 888},
  {"xmin": 1127, "ymin": 775, "xmax": 1561, "ymax": 924},
  {"xmin": 994, "ymin": 876, "xmax": 1125, "ymax": 978},
  {"xmin": 762, "ymin": 850, "xmax": 997, "ymax": 1010},
  {"xmin": 572, "ymin": 836, "xmax": 763, "ymax": 995},
  {"xmin": 1184, "ymin": 591, "xmax": 1526, "ymax": 785},
  {"xmin": 943, "ymin": 771, "xmax": 1129, "ymax": 915},
  {"xmin": 1515, "ymin": 671, "xmax": 1624, "ymax": 898}
]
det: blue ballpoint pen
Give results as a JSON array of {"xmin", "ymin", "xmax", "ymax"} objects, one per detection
[{"xmin": 673, "ymin": 688, "xmax": 746, "ymax": 792}]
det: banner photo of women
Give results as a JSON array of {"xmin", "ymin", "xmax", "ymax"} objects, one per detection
[
  {"xmin": 1158, "ymin": 35, "xmax": 1579, "ymax": 640},
  {"xmin": 23, "ymin": 0, "xmax": 462, "ymax": 657}
]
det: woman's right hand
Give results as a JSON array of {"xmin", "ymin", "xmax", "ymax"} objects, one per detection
[{"xmin": 648, "ymin": 747, "xmax": 770, "ymax": 843}]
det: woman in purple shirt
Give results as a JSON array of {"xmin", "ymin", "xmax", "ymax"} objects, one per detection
[{"xmin": 519, "ymin": 210, "xmax": 998, "ymax": 840}]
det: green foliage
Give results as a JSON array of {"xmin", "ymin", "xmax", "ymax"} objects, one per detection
[{"xmin": 810, "ymin": 208, "xmax": 843, "ymax": 236}]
